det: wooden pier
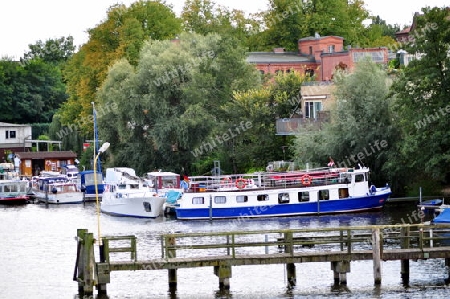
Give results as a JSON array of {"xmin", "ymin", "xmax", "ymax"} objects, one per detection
[{"xmin": 73, "ymin": 224, "xmax": 450, "ymax": 296}]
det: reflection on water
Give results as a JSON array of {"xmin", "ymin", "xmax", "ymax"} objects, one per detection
[{"xmin": 0, "ymin": 201, "xmax": 449, "ymax": 299}]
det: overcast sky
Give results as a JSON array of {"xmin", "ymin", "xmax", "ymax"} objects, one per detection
[{"xmin": 0, "ymin": 0, "xmax": 447, "ymax": 59}]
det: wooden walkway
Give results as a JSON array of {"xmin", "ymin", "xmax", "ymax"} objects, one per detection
[{"xmin": 73, "ymin": 224, "xmax": 450, "ymax": 296}]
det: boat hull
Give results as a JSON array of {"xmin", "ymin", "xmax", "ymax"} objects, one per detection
[
  {"xmin": 0, "ymin": 195, "xmax": 29, "ymax": 204},
  {"xmin": 35, "ymin": 191, "xmax": 84, "ymax": 204},
  {"xmin": 101, "ymin": 193, "xmax": 166, "ymax": 218},
  {"xmin": 175, "ymin": 191, "xmax": 390, "ymax": 220}
]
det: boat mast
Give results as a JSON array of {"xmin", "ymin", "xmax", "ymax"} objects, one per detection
[{"xmin": 92, "ymin": 102, "xmax": 101, "ymax": 173}]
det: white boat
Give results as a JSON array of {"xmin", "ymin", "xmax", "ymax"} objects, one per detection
[
  {"xmin": 32, "ymin": 174, "xmax": 84, "ymax": 204},
  {"xmin": 174, "ymin": 166, "xmax": 392, "ymax": 220},
  {"xmin": 100, "ymin": 167, "xmax": 166, "ymax": 218},
  {"xmin": 0, "ymin": 179, "xmax": 30, "ymax": 204}
]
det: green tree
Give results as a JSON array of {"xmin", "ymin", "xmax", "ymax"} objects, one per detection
[
  {"xmin": 391, "ymin": 7, "xmax": 450, "ymax": 185},
  {"xmin": 22, "ymin": 36, "xmax": 76, "ymax": 65},
  {"xmin": 97, "ymin": 32, "xmax": 261, "ymax": 175},
  {"xmin": 60, "ymin": 1, "xmax": 181, "ymax": 136},
  {"xmin": 293, "ymin": 59, "xmax": 396, "ymax": 186}
]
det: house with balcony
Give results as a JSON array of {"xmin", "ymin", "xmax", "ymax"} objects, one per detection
[
  {"xmin": 0, "ymin": 122, "xmax": 32, "ymax": 160},
  {"xmin": 246, "ymin": 35, "xmax": 389, "ymax": 135}
]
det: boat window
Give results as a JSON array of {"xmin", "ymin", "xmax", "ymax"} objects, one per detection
[
  {"xmin": 339, "ymin": 188, "xmax": 349, "ymax": 198},
  {"xmin": 355, "ymin": 174, "xmax": 365, "ymax": 182},
  {"xmin": 236, "ymin": 195, "xmax": 248, "ymax": 203},
  {"xmin": 4, "ymin": 185, "xmax": 10, "ymax": 192},
  {"xmin": 118, "ymin": 184, "xmax": 127, "ymax": 189},
  {"xmin": 319, "ymin": 190, "xmax": 330, "ymax": 200},
  {"xmin": 214, "ymin": 196, "xmax": 226, "ymax": 204},
  {"xmin": 130, "ymin": 184, "xmax": 139, "ymax": 189},
  {"xmin": 298, "ymin": 191, "xmax": 310, "ymax": 202},
  {"xmin": 192, "ymin": 197, "xmax": 204, "ymax": 204},
  {"xmin": 257, "ymin": 194, "xmax": 269, "ymax": 201},
  {"xmin": 143, "ymin": 201, "xmax": 152, "ymax": 212},
  {"xmin": 278, "ymin": 193, "xmax": 290, "ymax": 204}
]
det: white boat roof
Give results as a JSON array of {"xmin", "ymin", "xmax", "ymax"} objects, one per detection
[{"xmin": 146, "ymin": 171, "xmax": 179, "ymax": 177}]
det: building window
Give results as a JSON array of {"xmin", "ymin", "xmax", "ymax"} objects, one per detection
[
  {"xmin": 275, "ymin": 69, "xmax": 283, "ymax": 75},
  {"xmin": 259, "ymin": 70, "xmax": 265, "ymax": 75},
  {"xmin": 305, "ymin": 69, "xmax": 314, "ymax": 77},
  {"xmin": 309, "ymin": 46, "xmax": 313, "ymax": 55},
  {"xmin": 328, "ymin": 45, "xmax": 335, "ymax": 53},
  {"xmin": 5, "ymin": 130, "xmax": 16, "ymax": 139},
  {"xmin": 305, "ymin": 101, "xmax": 323, "ymax": 119},
  {"xmin": 5, "ymin": 131, "xmax": 8, "ymax": 139}
]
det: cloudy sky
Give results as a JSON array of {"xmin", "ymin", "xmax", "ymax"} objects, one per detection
[{"xmin": 0, "ymin": 0, "xmax": 447, "ymax": 59}]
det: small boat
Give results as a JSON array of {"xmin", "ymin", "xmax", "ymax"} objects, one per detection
[
  {"xmin": 431, "ymin": 208, "xmax": 450, "ymax": 224},
  {"xmin": 174, "ymin": 166, "xmax": 392, "ymax": 220},
  {"xmin": 32, "ymin": 175, "xmax": 84, "ymax": 204},
  {"xmin": 100, "ymin": 167, "xmax": 166, "ymax": 218},
  {"xmin": 0, "ymin": 180, "xmax": 30, "ymax": 204},
  {"xmin": 76, "ymin": 170, "xmax": 105, "ymax": 201}
]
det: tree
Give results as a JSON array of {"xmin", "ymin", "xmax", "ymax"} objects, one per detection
[
  {"xmin": 97, "ymin": 32, "xmax": 261, "ymax": 175},
  {"xmin": 59, "ymin": 1, "xmax": 182, "ymax": 136},
  {"xmin": 391, "ymin": 6, "xmax": 450, "ymax": 185},
  {"xmin": 293, "ymin": 59, "xmax": 396, "ymax": 186},
  {"xmin": 22, "ymin": 36, "xmax": 76, "ymax": 65}
]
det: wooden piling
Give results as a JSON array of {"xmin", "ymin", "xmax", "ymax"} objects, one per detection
[
  {"xmin": 214, "ymin": 263, "xmax": 232, "ymax": 289},
  {"xmin": 400, "ymin": 227, "xmax": 410, "ymax": 285},
  {"xmin": 372, "ymin": 228, "xmax": 382, "ymax": 285},
  {"xmin": 166, "ymin": 235, "xmax": 177, "ymax": 289},
  {"xmin": 331, "ymin": 261, "xmax": 350, "ymax": 285},
  {"xmin": 74, "ymin": 228, "xmax": 88, "ymax": 293},
  {"xmin": 284, "ymin": 232, "xmax": 296, "ymax": 287},
  {"xmin": 81, "ymin": 231, "xmax": 96, "ymax": 294}
]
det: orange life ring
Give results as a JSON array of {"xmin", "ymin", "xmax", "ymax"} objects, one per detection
[
  {"xmin": 301, "ymin": 175, "xmax": 312, "ymax": 186},
  {"xmin": 235, "ymin": 178, "xmax": 247, "ymax": 189}
]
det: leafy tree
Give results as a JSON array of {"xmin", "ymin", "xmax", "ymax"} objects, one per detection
[
  {"xmin": 293, "ymin": 59, "xmax": 396, "ymax": 186},
  {"xmin": 97, "ymin": 32, "xmax": 261, "ymax": 175},
  {"xmin": 181, "ymin": 0, "xmax": 261, "ymax": 51},
  {"xmin": 390, "ymin": 6, "xmax": 450, "ymax": 186},
  {"xmin": 0, "ymin": 57, "xmax": 66, "ymax": 124},
  {"xmin": 261, "ymin": 0, "xmax": 369, "ymax": 51},
  {"xmin": 59, "ymin": 1, "xmax": 182, "ymax": 136},
  {"xmin": 22, "ymin": 36, "xmax": 76, "ymax": 65}
]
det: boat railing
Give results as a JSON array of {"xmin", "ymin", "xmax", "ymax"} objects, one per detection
[{"xmin": 186, "ymin": 167, "xmax": 349, "ymax": 192}]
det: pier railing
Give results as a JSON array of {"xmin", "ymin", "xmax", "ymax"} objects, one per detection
[{"xmin": 74, "ymin": 223, "xmax": 450, "ymax": 296}]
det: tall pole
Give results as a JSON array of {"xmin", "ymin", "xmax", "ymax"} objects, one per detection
[{"xmin": 93, "ymin": 151, "xmax": 103, "ymax": 261}]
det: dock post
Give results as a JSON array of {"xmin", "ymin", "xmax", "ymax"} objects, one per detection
[
  {"xmin": 82, "ymin": 231, "xmax": 96, "ymax": 294},
  {"xmin": 214, "ymin": 263, "xmax": 232, "ymax": 289},
  {"xmin": 331, "ymin": 261, "xmax": 351, "ymax": 285},
  {"xmin": 284, "ymin": 232, "xmax": 296, "ymax": 287},
  {"xmin": 372, "ymin": 228, "xmax": 382, "ymax": 285},
  {"xmin": 96, "ymin": 237, "xmax": 110, "ymax": 295},
  {"xmin": 74, "ymin": 228, "xmax": 88, "ymax": 293},
  {"xmin": 166, "ymin": 235, "xmax": 177, "ymax": 290},
  {"xmin": 400, "ymin": 227, "xmax": 410, "ymax": 285}
]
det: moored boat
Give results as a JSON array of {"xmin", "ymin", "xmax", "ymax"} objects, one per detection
[
  {"xmin": 174, "ymin": 166, "xmax": 392, "ymax": 220},
  {"xmin": 100, "ymin": 167, "xmax": 166, "ymax": 218},
  {"xmin": 32, "ymin": 175, "xmax": 83, "ymax": 204},
  {"xmin": 0, "ymin": 180, "xmax": 30, "ymax": 204},
  {"xmin": 76, "ymin": 170, "xmax": 105, "ymax": 201}
]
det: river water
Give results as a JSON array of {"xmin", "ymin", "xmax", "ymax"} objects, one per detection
[{"xmin": 0, "ymin": 200, "xmax": 449, "ymax": 299}]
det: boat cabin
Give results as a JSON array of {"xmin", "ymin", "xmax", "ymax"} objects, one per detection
[{"xmin": 144, "ymin": 171, "xmax": 180, "ymax": 190}]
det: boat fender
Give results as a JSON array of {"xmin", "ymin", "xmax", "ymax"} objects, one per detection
[
  {"xmin": 370, "ymin": 185, "xmax": 376, "ymax": 194},
  {"xmin": 236, "ymin": 178, "xmax": 247, "ymax": 189},
  {"xmin": 301, "ymin": 175, "xmax": 312, "ymax": 186},
  {"xmin": 52, "ymin": 187, "xmax": 58, "ymax": 194}
]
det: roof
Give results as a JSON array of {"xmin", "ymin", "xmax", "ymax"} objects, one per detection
[
  {"xmin": 0, "ymin": 122, "xmax": 31, "ymax": 127},
  {"xmin": 15, "ymin": 151, "xmax": 77, "ymax": 160},
  {"xmin": 246, "ymin": 52, "xmax": 313, "ymax": 64},
  {"xmin": 298, "ymin": 35, "xmax": 344, "ymax": 42}
]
